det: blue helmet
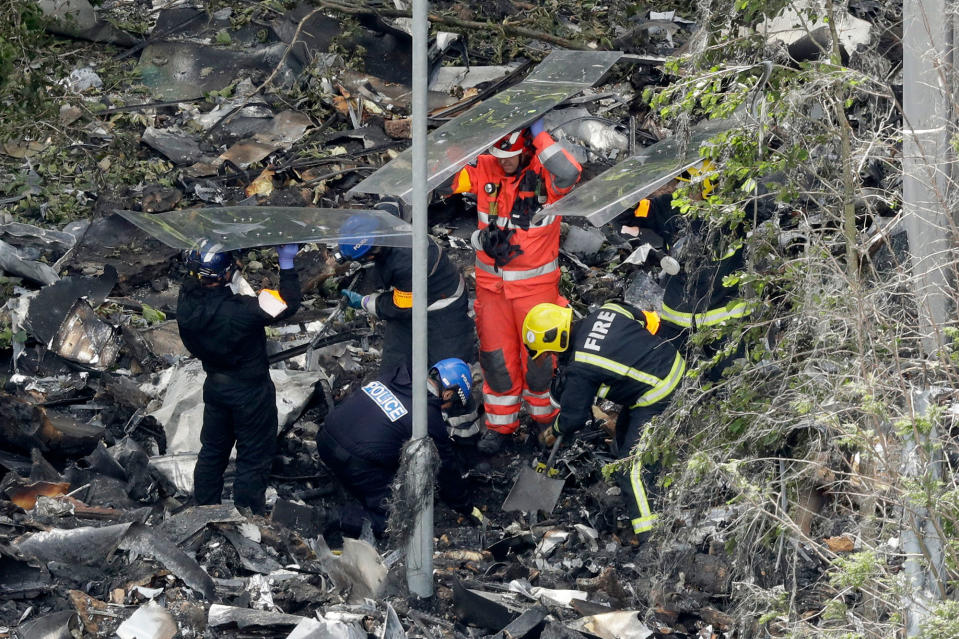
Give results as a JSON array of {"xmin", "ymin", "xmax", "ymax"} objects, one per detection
[
  {"xmin": 183, "ymin": 239, "xmax": 236, "ymax": 283},
  {"xmin": 430, "ymin": 358, "xmax": 472, "ymax": 408},
  {"xmin": 338, "ymin": 214, "xmax": 380, "ymax": 260}
]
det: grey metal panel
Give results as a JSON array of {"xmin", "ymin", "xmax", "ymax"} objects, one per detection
[
  {"xmin": 537, "ymin": 118, "xmax": 738, "ymax": 227},
  {"xmin": 115, "ymin": 206, "xmax": 412, "ymax": 251},
  {"xmin": 349, "ymin": 50, "xmax": 623, "ymax": 202}
]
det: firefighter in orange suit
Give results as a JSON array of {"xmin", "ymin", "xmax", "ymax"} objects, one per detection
[{"xmin": 437, "ymin": 117, "xmax": 582, "ymax": 454}]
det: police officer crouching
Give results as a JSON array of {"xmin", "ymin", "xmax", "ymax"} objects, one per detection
[
  {"xmin": 522, "ymin": 301, "xmax": 685, "ymax": 540},
  {"xmin": 177, "ymin": 240, "xmax": 302, "ymax": 515},
  {"xmin": 316, "ymin": 359, "xmax": 475, "ymax": 538}
]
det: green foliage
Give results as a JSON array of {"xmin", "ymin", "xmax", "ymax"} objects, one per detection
[
  {"xmin": 141, "ymin": 304, "xmax": 166, "ymax": 325},
  {"xmin": 0, "ymin": 0, "xmax": 47, "ymax": 89},
  {"xmin": 828, "ymin": 550, "xmax": 880, "ymax": 590},
  {"xmin": 917, "ymin": 602, "xmax": 959, "ymax": 639}
]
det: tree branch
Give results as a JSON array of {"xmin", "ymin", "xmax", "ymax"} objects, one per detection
[{"xmin": 318, "ymin": 0, "xmax": 593, "ymax": 51}]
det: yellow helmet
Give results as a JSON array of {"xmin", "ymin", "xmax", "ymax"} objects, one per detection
[
  {"xmin": 522, "ymin": 303, "xmax": 572, "ymax": 359},
  {"xmin": 677, "ymin": 158, "xmax": 715, "ymax": 197}
]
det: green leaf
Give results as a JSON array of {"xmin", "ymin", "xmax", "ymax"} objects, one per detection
[{"xmin": 141, "ymin": 303, "xmax": 166, "ymax": 325}]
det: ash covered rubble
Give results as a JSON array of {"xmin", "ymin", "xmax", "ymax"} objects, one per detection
[{"xmin": 0, "ymin": 1, "xmax": 906, "ymax": 638}]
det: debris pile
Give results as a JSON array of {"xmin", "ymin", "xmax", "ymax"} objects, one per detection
[{"xmin": 0, "ymin": 0, "xmax": 918, "ymax": 637}]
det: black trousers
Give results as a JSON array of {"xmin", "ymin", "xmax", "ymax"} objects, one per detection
[
  {"xmin": 194, "ymin": 374, "xmax": 278, "ymax": 514},
  {"xmin": 379, "ymin": 301, "xmax": 476, "ymax": 373},
  {"xmin": 316, "ymin": 429, "xmax": 393, "ymax": 536},
  {"xmin": 613, "ymin": 400, "xmax": 669, "ymax": 535}
]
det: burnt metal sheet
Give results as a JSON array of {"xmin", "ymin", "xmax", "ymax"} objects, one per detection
[
  {"xmin": 349, "ymin": 50, "xmax": 623, "ymax": 202},
  {"xmin": 207, "ymin": 604, "xmax": 307, "ymax": 629},
  {"xmin": 24, "ymin": 265, "xmax": 117, "ymax": 347},
  {"xmin": 119, "ymin": 523, "xmax": 216, "ymax": 600},
  {"xmin": 138, "ymin": 41, "xmax": 296, "ymax": 101},
  {"xmin": 16, "ymin": 609, "xmax": 80, "ymax": 639},
  {"xmin": 115, "ymin": 207, "xmax": 412, "ymax": 252},
  {"xmin": 157, "ymin": 503, "xmax": 245, "ymax": 545},
  {"xmin": 219, "ymin": 527, "xmax": 283, "ymax": 574},
  {"xmin": 451, "ymin": 578, "xmax": 517, "ymax": 630},
  {"xmin": 491, "ymin": 607, "xmax": 548, "ymax": 639},
  {"xmin": 49, "ymin": 298, "xmax": 122, "ymax": 370},
  {"xmin": 0, "ymin": 555, "xmax": 52, "ymax": 599},
  {"xmin": 15, "ymin": 522, "xmax": 133, "ymax": 565},
  {"xmin": 381, "ymin": 603, "xmax": 406, "ymax": 639},
  {"xmin": 535, "ymin": 117, "xmax": 739, "ymax": 227}
]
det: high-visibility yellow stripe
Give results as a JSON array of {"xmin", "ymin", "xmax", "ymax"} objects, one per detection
[
  {"xmin": 600, "ymin": 303, "xmax": 634, "ymax": 320},
  {"xmin": 630, "ymin": 459, "xmax": 657, "ymax": 533},
  {"xmin": 574, "ymin": 352, "xmax": 660, "ymax": 387},
  {"xmin": 631, "ymin": 352, "xmax": 685, "ymax": 407},
  {"xmin": 597, "ymin": 383, "xmax": 610, "ymax": 398},
  {"xmin": 660, "ymin": 299, "xmax": 755, "ymax": 329}
]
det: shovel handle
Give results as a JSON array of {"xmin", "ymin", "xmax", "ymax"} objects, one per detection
[{"xmin": 544, "ymin": 435, "xmax": 563, "ymax": 471}]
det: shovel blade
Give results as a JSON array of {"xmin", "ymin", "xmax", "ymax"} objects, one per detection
[{"xmin": 502, "ymin": 466, "xmax": 565, "ymax": 514}]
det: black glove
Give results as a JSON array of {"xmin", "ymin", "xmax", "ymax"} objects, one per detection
[{"xmin": 481, "ymin": 227, "xmax": 524, "ymax": 269}]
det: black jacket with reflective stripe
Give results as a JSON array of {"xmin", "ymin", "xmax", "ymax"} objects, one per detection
[
  {"xmin": 371, "ymin": 239, "xmax": 463, "ymax": 320},
  {"xmin": 640, "ymin": 194, "xmax": 745, "ymax": 317},
  {"xmin": 555, "ymin": 301, "xmax": 680, "ymax": 436},
  {"xmin": 177, "ymin": 269, "xmax": 302, "ymax": 381}
]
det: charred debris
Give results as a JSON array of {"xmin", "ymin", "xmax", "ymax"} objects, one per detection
[{"xmin": 0, "ymin": 1, "xmax": 909, "ymax": 638}]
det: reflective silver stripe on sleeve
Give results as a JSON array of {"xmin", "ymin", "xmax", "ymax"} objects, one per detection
[
  {"xmin": 427, "ymin": 276, "xmax": 466, "ymax": 312},
  {"xmin": 478, "ymin": 211, "xmax": 553, "ymax": 228},
  {"xmin": 475, "ymin": 258, "xmax": 559, "ymax": 281},
  {"xmin": 538, "ymin": 143, "xmax": 580, "ymax": 189}
]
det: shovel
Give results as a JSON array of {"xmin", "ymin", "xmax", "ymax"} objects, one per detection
[{"xmin": 502, "ymin": 435, "xmax": 565, "ymax": 514}]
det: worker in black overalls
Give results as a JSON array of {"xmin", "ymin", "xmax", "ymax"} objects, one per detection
[
  {"xmin": 338, "ymin": 204, "xmax": 479, "ymax": 437},
  {"xmin": 522, "ymin": 301, "xmax": 685, "ymax": 540},
  {"xmin": 177, "ymin": 240, "xmax": 301, "ymax": 514},
  {"xmin": 627, "ymin": 163, "xmax": 753, "ymax": 377}
]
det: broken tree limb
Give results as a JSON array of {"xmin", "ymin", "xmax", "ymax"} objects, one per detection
[{"xmin": 317, "ymin": 0, "xmax": 593, "ymax": 51}]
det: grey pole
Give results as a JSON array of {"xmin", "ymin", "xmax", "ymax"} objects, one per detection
[
  {"xmin": 406, "ymin": 0, "xmax": 433, "ymax": 598},
  {"xmin": 902, "ymin": 0, "xmax": 955, "ymax": 355}
]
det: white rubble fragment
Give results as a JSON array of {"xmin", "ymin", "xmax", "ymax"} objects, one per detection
[
  {"xmin": 508, "ymin": 579, "xmax": 588, "ymax": 607},
  {"xmin": 569, "ymin": 610, "xmax": 653, "ymax": 639},
  {"xmin": 62, "ymin": 67, "xmax": 103, "ymax": 92},
  {"xmin": 115, "ymin": 601, "xmax": 177, "ymax": 639}
]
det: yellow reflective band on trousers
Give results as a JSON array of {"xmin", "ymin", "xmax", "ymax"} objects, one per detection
[
  {"xmin": 631, "ymin": 352, "xmax": 685, "ymax": 407},
  {"xmin": 630, "ymin": 459, "xmax": 657, "ymax": 534},
  {"xmin": 660, "ymin": 298, "xmax": 755, "ymax": 329}
]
